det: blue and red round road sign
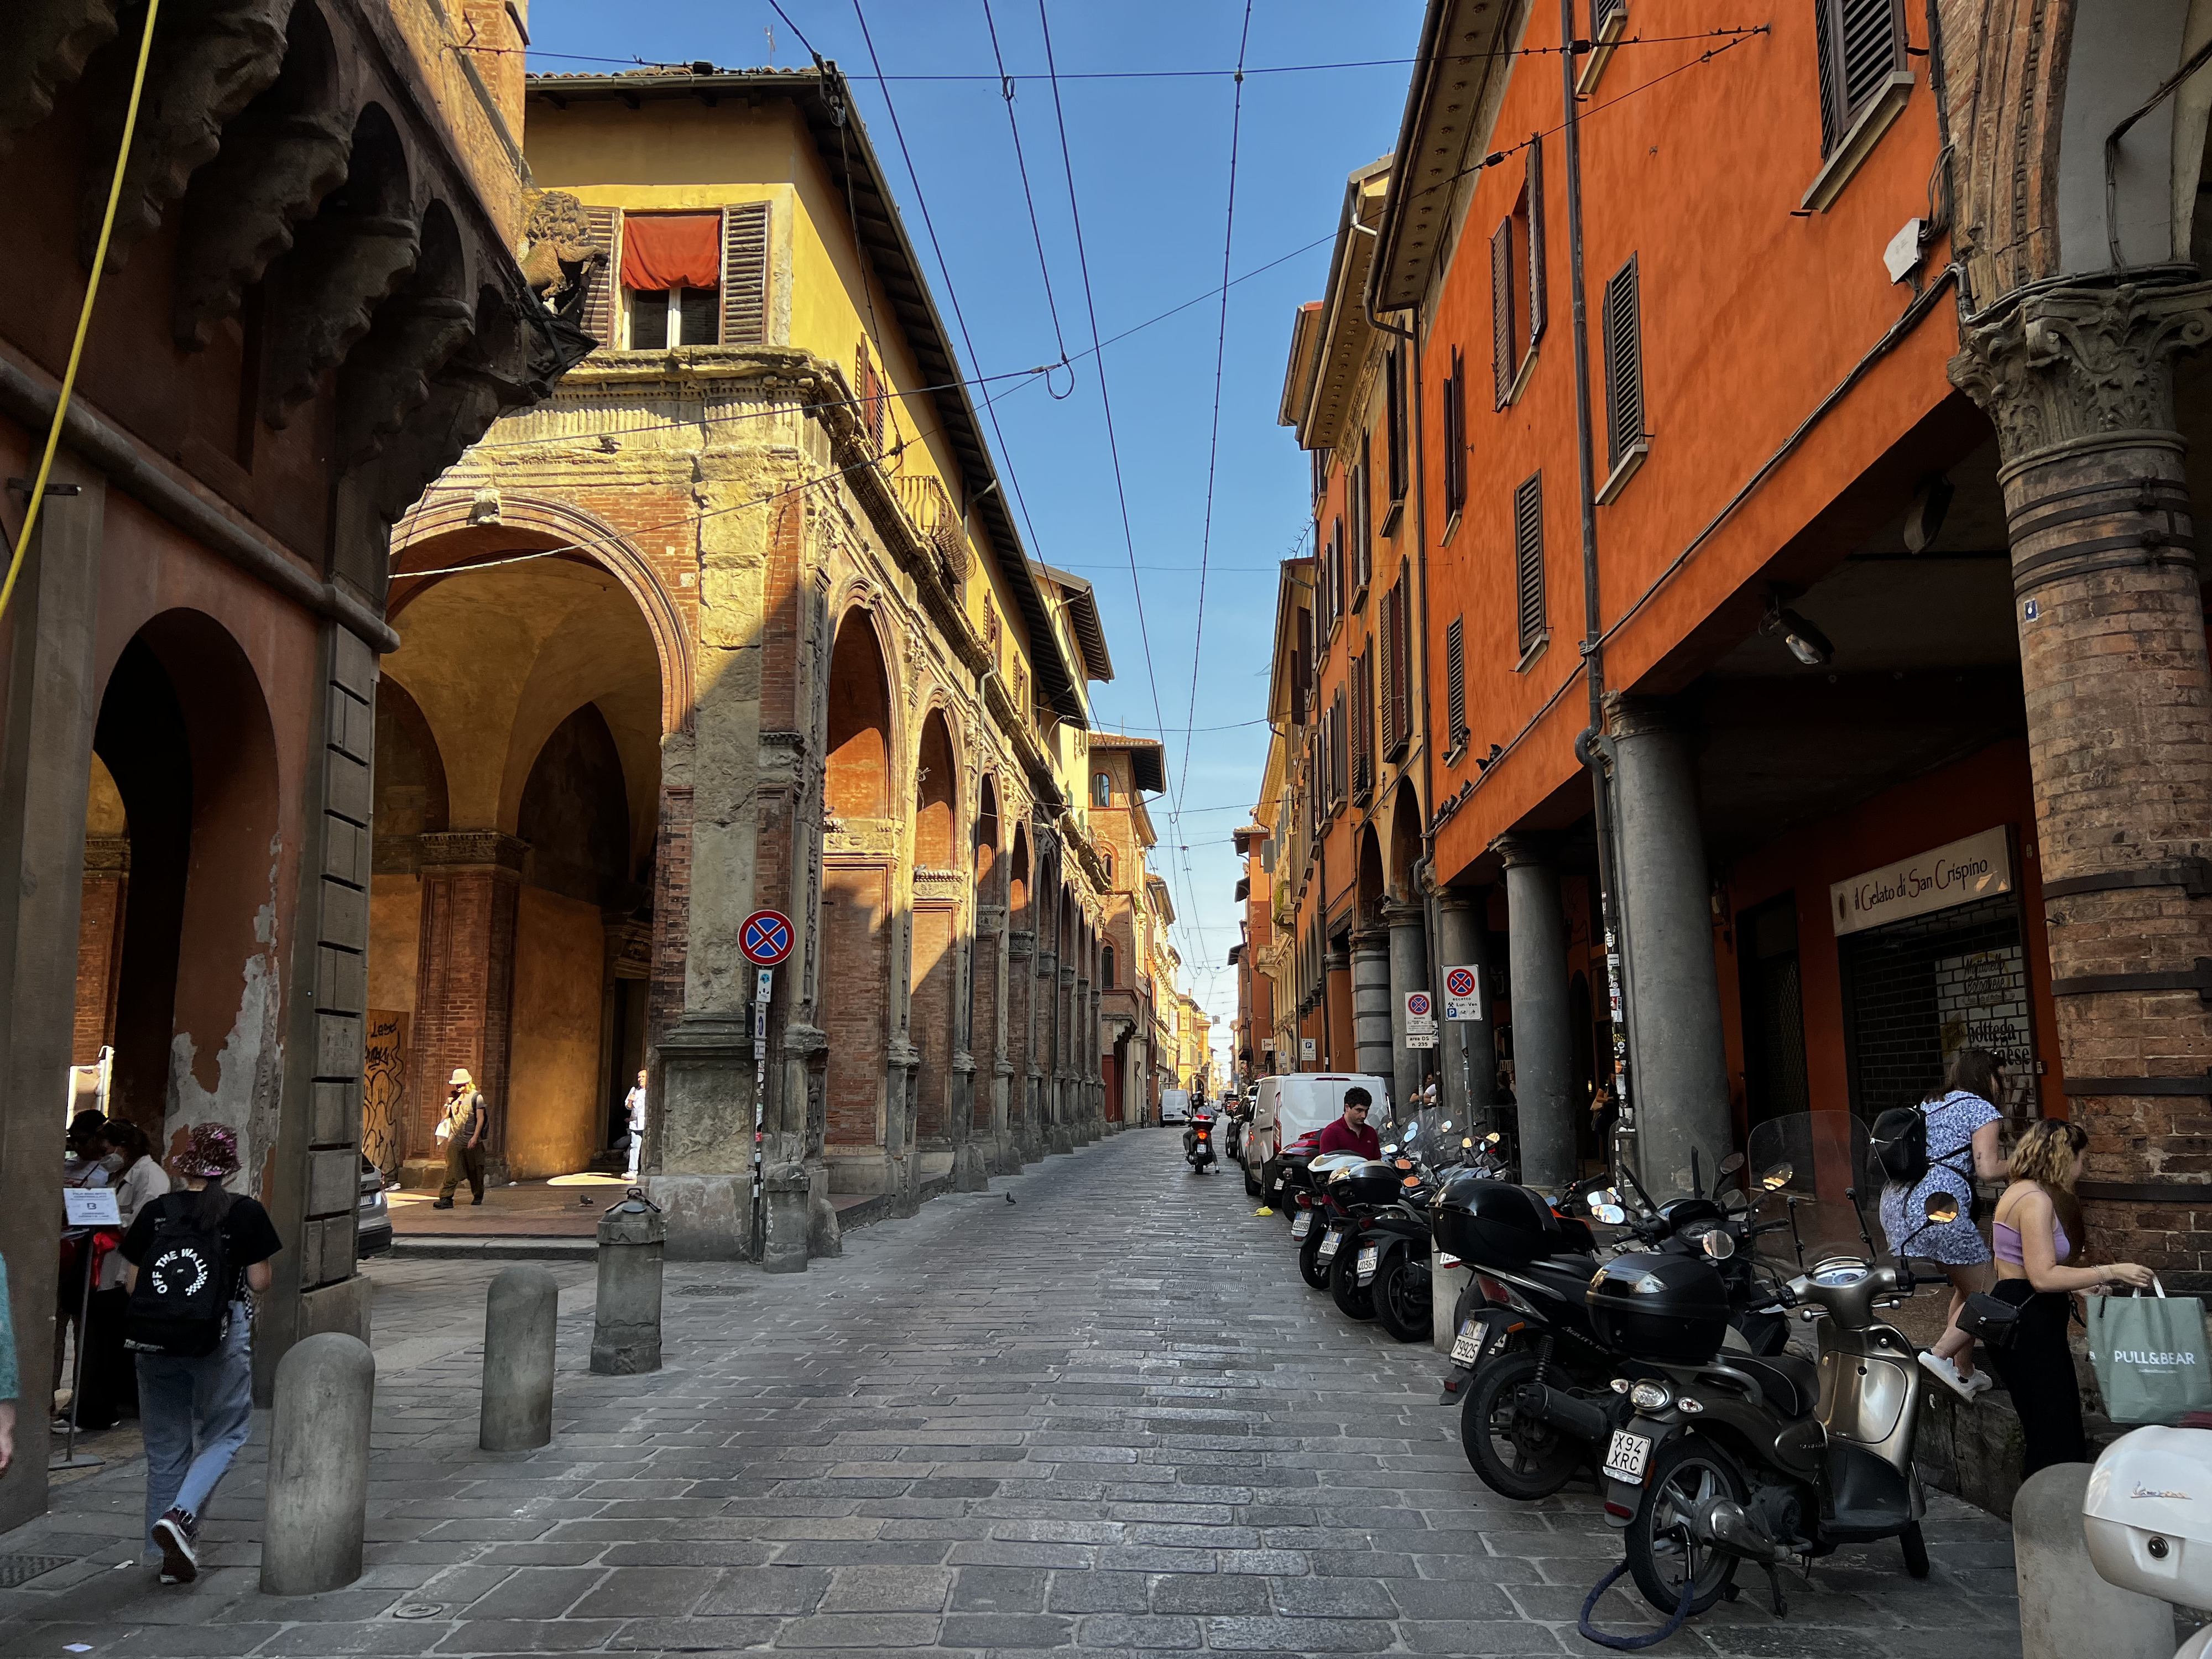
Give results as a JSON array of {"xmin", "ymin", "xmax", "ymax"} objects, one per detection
[
  {"xmin": 1446, "ymin": 967, "xmax": 1478, "ymax": 1000},
  {"xmin": 740, "ymin": 909, "xmax": 794, "ymax": 967}
]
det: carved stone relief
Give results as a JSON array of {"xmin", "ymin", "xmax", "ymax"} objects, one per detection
[
  {"xmin": 263, "ymin": 207, "xmax": 420, "ymax": 427},
  {"xmin": 0, "ymin": 1, "xmax": 122, "ymax": 155}
]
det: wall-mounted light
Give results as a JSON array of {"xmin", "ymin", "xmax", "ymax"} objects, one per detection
[{"xmin": 1760, "ymin": 593, "xmax": 1834, "ymax": 667}]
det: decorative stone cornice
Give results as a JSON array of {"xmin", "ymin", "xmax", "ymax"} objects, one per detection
[
  {"xmin": 82, "ymin": 836, "xmax": 129, "ymax": 874},
  {"xmin": 419, "ymin": 830, "xmax": 528, "ymax": 873},
  {"xmin": 1949, "ymin": 279, "xmax": 2212, "ymax": 470}
]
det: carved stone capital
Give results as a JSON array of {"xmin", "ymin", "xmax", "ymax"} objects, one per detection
[
  {"xmin": 1948, "ymin": 279, "xmax": 2212, "ymax": 469},
  {"xmin": 82, "ymin": 835, "xmax": 130, "ymax": 874},
  {"xmin": 263, "ymin": 211, "xmax": 419, "ymax": 428},
  {"xmin": 0, "ymin": 3, "xmax": 122, "ymax": 156},
  {"xmin": 1491, "ymin": 831, "xmax": 1556, "ymax": 869}
]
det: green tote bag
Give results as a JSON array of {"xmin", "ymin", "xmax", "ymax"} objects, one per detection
[{"xmin": 2086, "ymin": 1279, "xmax": 2212, "ymax": 1426}]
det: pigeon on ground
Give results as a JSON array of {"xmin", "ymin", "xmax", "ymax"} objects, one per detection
[{"xmin": 1006, "ymin": 1193, "xmax": 1017, "ymax": 1204}]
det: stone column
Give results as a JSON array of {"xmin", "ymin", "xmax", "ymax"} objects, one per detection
[
  {"xmin": 404, "ymin": 831, "xmax": 524, "ymax": 1189},
  {"xmin": 1434, "ymin": 886, "xmax": 1496, "ymax": 1131},
  {"xmin": 1003, "ymin": 926, "xmax": 1032, "ymax": 1172},
  {"xmin": 1052, "ymin": 963, "xmax": 1078, "ymax": 1153},
  {"xmin": 1352, "ymin": 927, "xmax": 1392, "ymax": 1087},
  {"xmin": 1032, "ymin": 943, "xmax": 1056, "ymax": 1160},
  {"xmin": 1385, "ymin": 899, "xmax": 1430, "ymax": 1121},
  {"xmin": 1496, "ymin": 836, "xmax": 1574, "ymax": 1193},
  {"xmin": 1072, "ymin": 967, "xmax": 1092, "ymax": 1144},
  {"xmin": 1952, "ymin": 279, "xmax": 2212, "ymax": 1284}
]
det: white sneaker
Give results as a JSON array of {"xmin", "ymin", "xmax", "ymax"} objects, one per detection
[
  {"xmin": 1918, "ymin": 1349, "xmax": 1979, "ymax": 1402},
  {"xmin": 1966, "ymin": 1368, "xmax": 1994, "ymax": 1396}
]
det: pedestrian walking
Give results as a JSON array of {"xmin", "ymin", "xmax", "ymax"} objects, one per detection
[
  {"xmin": 0, "ymin": 1253, "xmax": 19, "ymax": 1478},
  {"xmin": 77, "ymin": 1120, "xmax": 165, "ymax": 1430},
  {"xmin": 623, "ymin": 1069, "xmax": 648, "ymax": 1182},
  {"xmin": 118, "ymin": 1123, "xmax": 280, "ymax": 1585},
  {"xmin": 434, "ymin": 1068, "xmax": 488, "ymax": 1209}
]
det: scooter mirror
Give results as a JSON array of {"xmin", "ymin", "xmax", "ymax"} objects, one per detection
[
  {"xmin": 1923, "ymin": 1190, "xmax": 1960, "ymax": 1225},
  {"xmin": 1462, "ymin": 1137, "xmax": 1475, "ymax": 1149},
  {"xmin": 1382, "ymin": 1144, "xmax": 1399, "ymax": 1156},
  {"xmin": 1404, "ymin": 1123, "xmax": 1421, "ymax": 1142},
  {"xmin": 1439, "ymin": 1120, "xmax": 1454, "ymax": 1132},
  {"xmin": 1759, "ymin": 1163, "xmax": 1794, "ymax": 1191},
  {"xmin": 1699, "ymin": 1229, "xmax": 1737, "ymax": 1261},
  {"xmin": 1719, "ymin": 1151, "xmax": 1745, "ymax": 1176},
  {"xmin": 1592, "ymin": 1203, "xmax": 1628, "ymax": 1224}
]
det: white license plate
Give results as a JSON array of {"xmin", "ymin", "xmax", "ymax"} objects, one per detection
[
  {"xmin": 1450, "ymin": 1319, "xmax": 1485, "ymax": 1366},
  {"xmin": 1290, "ymin": 1211, "xmax": 1312, "ymax": 1239},
  {"xmin": 1602, "ymin": 1430, "xmax": 1653, "ymax": 1486},
  {"xmin": 1272, "ymin": 1176, "xmax": 1285, "ymax": 1190},
  {"xmin": 1356, "ymin": 1244, "xmax": 1380, "ymax": 1283},
  {"xmin": 1317, "ymin": 1227, "xmax": 1344, "ymax": 1262}
]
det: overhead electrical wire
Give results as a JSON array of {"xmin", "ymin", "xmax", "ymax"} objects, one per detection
[{"xmin": 981, "ymin": 0, "xmax": 1073, "ymax": 386}]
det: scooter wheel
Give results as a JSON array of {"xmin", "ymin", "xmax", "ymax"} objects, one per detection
[
  {"xmin": 1624, "ymin": 1436, "xmax": 1745, "ymax": 1618},
  {"xmin": 1328, "ymin": 1238, "xmax": 1376, "ymax": 1321},
  {"xmin": 1460, "ymin": 1350, "xmax": 1580, "ymax": 1498},
  {"xmin": 1371, "ymin": 1250, "xmax": 1431, "ymax": 1344},
  {"xmin": 1900, "ymin": 1519, "xmax": 1929, "ymax": 1579},
  {"xmin": 1297, "ymin": 1223, "xmax": 1332, "ymax": 1289}
]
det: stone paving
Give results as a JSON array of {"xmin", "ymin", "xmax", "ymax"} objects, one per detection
[{"xmin": 0, "ymin": 1128, "xmax": 2022, "ymax": 1656}]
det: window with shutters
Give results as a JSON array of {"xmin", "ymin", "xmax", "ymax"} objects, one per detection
[
  {"xmin": 1491, "ymin": 143, "xmax": 1547, "ymax": 408},
  {"xmin": 1350, "ymin": 651, "xmax": 1373, "ymax": 803},
  {"xmin": 1513, "ymin": 472, "xmax": 1546, "ymax": 659},
  {"xmin": 983, "ymin": 592, "xmax": 1000, "ymax": 662},
  {"xmin": 1378, "ymin": 583, "xmax": 1399, "ymax": 761},
  {"xmin": 721, "ymin": 201, "xmax": 770, "ymax": 345},
  {"xmin": 1294, "ymin": 607, "xmax": 1314, "ymax": 722},
  {"xmin": 856, "ymin": 338, "xmax": 888, "ymax": 453},
  {"xmin": 620, "ymin": 212, "xmax": 723, "ymax": 348},
  {"xmin": 1442, "ymin": 347, "xmax": 1467, "ymax": 524},
  {"xmin": 1327, "ymin": 517, "xmax": 1347, "ymax": 636},
  {"xmin": 1578, "ymin": 0, "xmax": 1631, "ymax": 93},
  {"xmin": 1384, "ymin": 347, "xmax": 1408, "ymax": 512},
  {"xmin": 1385, "ymin": 564, "xmax": 1412, "ymax": 762},
  {"xmin": 1330, "ymin": 689, "xmax": 1348, "ymax": 810},
  {"xmin": 1444, "ymin": 617, "xmax": 1468, "ymax": 753},
  {"xmin": 1311, "ymin": 446, "xmax": 1330, "ymax": 504},
  {"xmin": 1814, "ymin": 0, "xmax": 1908, "ymax": 159},
  {"xmin": 1352, "ymin": 435, "xmax": 1372, "ymax": 598},
  {"xmin": 1599, "ymin": 255, "xmax": 1648, "ymax": 499}
]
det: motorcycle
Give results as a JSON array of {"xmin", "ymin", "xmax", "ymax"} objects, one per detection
[
  {"xmin": 1267, "ymin": 1128, "xmax": 1325, "ymax": 1227},
  {"xmin": 1587, "ymin": 1110, "xmax": 1946, "ymax": 1630},
  {"xmin": 1345, "ymin": 1119, "xmax": 1461, "ymax": 1343},
  {"xmin": 1436, "ymin": 1149, "xmax": 1794, "ymax": 1502},
  {"xmin": 1182, "ymin": 1108, "xmax": 1218, "ymax": 1174}
]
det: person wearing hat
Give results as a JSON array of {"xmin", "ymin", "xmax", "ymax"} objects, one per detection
[
  {"xmin": 435, "ymin": 1068, "xmax": 488, "ymax": 1208},
  {"xmin": 117, "ymin": 1122, "xmax": 281, "ymax": 1585}
]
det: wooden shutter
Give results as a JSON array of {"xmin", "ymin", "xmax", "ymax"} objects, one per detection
[
  {"xmin": 1331, "ymin": 690, "xmax": 1348, "ymax": 806},
  {"xmin": 1350, "ymin": 652, "xmax": 1370, "ymax": 800},
  {"xmin": 1443, "ymin": 348, "xmax": 1466, "ymax": 518},
  {"xmin": 1602, "ymin": 255, "xmax": 1644, "ymax": 470},
  {"xmin": 1491, "ymin": 218, "xmax": 1516, "ymax": 407},
  {"xmin": 580, "ymin": 206, "xmax": 622, "ymax": 349},
  {"xmin": 1379, "ymin": 602, "xmax": 1397, "ymax": 760},
  {"xmin": 1514, "ymin": 472, "xmax": 1545, "ymax": 653},
  {"xmin": 1295, "ymin": 607, "xmax": 1314, "ymax": 718},
  {"xmin": 1386, "ymin": 568, "xmax": 1411, "ymax": 760},
  {"xmin": 1385, "ymin": 348, "xmax": 1407, "ymax": 505},
  {"xmin": 1814, "ymin": 0, "xmax": 1906, "ymax": 156},
  {"xmin": 1445, "ymin": 617, "xmax": 1467, "ymax": 747},
  {"xmin": 1525, "ymin": 139, "xmax": 1547, "ymax": 349},
  {"xmin": 720, "ymin": 202, "xmax": 770, "ymax": 345}
]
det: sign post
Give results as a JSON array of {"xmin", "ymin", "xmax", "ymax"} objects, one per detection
[
  {"xmin": 1404, "ymin": 990, "xmax": 1438, "ymax": 1050},
  {"xmin": 739, "ymin": 910, "xmax": 794, "ymax": 1260}
]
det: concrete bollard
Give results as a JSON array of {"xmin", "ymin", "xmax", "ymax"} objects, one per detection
[
  {"xmin": 592, "ymin": 1190, "xmax": 666, "ymax": 1371},
  {"xmin": 262, "ymin": 1333, "xmax": 374, "ymax": 1595},
  {"xmin": 2015, "ymin": 1462, "xmax": 2176, "ymax": 1659},
  {"xmin": 481, "ymin": 1264, "xmax": 559, "ymax": 1450}
]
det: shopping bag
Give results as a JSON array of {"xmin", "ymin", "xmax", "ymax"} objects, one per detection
[{"xmin": 2086, "ymin": 1278, "xmax": 2212, "ymax": 1426}]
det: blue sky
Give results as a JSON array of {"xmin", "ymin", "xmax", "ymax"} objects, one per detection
[{"xmin": 526, "ymin": 0, "xmax": 1428, "ymax": 1052}]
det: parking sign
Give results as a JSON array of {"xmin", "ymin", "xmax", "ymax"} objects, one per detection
[{"xmin": 1444, "ymin": 964, "xmax": 1485, "ymax": 1022}]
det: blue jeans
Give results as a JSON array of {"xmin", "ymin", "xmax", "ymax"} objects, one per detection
[{"xmin": 135, "ymin": 1302, "xmax": 252, "ymax": 1551}]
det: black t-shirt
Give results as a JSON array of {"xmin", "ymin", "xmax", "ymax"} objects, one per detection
[{"xmin": 121, "ymin": 1191, "xmax": 283, "ymax": 1304}]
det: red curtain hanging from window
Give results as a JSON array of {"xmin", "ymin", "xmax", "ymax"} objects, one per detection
[{"xmin": 620, "ymin": 213, "xmax": 721, "ymax": 291}]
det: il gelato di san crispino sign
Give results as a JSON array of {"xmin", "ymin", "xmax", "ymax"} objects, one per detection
[{"xmin": 1829, "ymin": 826, "xmax": 2013, "ymax": 937}]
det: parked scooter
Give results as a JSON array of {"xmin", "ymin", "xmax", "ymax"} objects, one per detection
[
  {"xmin": 1584, "ymin": 1110, "xmax": 1947, "ymax": 1635},
  {"xmin": 1182, "ymin": 1108, "xmax": 1218, "ymax": 1174},
  {"xmin": 1434, "ymin": 1150, "xmax": 1793, "ymax": 1501}
]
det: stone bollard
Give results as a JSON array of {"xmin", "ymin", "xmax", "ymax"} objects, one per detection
[
  {"xmin": 262, "ymin": 1333, "xmax": 374, "ymax": 1595},
  {"xmin": 481, "ymin": 1264, "xmax": 559, "ymax": 1450},
  {"xmin": 592, "ymin": 1188, "xmax": 666, "ymax": 1372},
  {"xmin": 760, "ymin": 1163, "xmax": 810, "ymax": 1276},
  {"xmin": 2015, "ymin": 1462, "xmax": 2176, "ymax": 1659}
]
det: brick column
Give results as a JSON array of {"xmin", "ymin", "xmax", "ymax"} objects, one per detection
[
  {"xmin": 401, "ymin": 831, "xmax": 524, "ymax": 1186},
  {"xmin": 1951, "ymin": 278, "xmax": 2212, "ymax": 1287}
]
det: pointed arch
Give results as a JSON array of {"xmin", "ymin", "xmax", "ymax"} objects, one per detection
[
  {"xmin": 826, "ymin": 607, "xmax": 894, "ymax": 817},
  {"xmin": 914, "ymin": 707, "xmax": 958, "ymax": 869}
]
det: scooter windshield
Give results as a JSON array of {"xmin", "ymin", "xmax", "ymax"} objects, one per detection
[{"xmin": 1744, "ymin": 1110, "xmax": 1880, "ymax": 1267}]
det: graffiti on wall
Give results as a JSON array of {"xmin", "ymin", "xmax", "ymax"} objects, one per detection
[{"xmin": 363, "ymin": 1010, "xmax": 408, "ymax": 1173}]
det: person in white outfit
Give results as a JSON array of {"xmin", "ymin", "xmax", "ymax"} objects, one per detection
[{"xmin": 624, "ymin": 1070, "xmax": 648, "ymax": 1182}]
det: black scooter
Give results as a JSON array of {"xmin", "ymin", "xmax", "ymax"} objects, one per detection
[{"xmin": 1182, "ymin": 1110, "xmax": 1218, "ymax": 1173}]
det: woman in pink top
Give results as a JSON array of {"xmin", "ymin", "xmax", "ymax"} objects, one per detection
[{"xmin": 1989, "ymin": 1119, "xmax": 2152, "ymax": 1478}]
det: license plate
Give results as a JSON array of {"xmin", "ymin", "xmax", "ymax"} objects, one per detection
[
  {"xmin": 1317, "ymin": 1227, "xmax": 1343, "ymax": 1262},
  {"xmin": 1290, "ymin": 1211, "xmax": 1312, "ymax": 1239},
  {"xmin": 1450, "ymin": 1319, "xmax": 1485, "ymax": 1366},
  {"xmin": 1602, "ymin": 1430, "xmax": 1653, "ymax": 1486},
  {"xmin": 1272, "ymin": 1176, "xmax": 1285, "ymax": 1190},
  {"xmin": 1356, "ymin": 1244, "xmax": 1380, "ymax": 1284}
]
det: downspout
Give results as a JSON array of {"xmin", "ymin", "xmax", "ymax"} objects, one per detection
[{"xmin": 1558, "ymin": 0, "xmax": 1639, "ymax": 1148}]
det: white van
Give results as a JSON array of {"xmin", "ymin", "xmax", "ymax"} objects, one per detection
[
  {"xmin": 1160, "ymin": 1088, "xmax": 1192, "ymax": 1124},
  {"xmin": 1242, "ymin": 1073, "xmax": 1393, "ymax": 1192}
]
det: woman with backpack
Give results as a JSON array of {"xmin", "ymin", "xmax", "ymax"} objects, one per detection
[
  {"xmin": 1990, "ymin": 1118, "xmax": 2153, "ymax": 1474},
  {"xmin": 117, "ymin": 1123, "xmax": 281, "ymax": 1585},
  {"xmin": 1875, "ymin": 1047, "xmax": 2011, "ymax": 1401}
]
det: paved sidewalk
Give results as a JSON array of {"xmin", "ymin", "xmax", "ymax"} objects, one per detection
[{"xmin": 0, "ymin": 1128, "xmax": 2021, "ymax": 1656}]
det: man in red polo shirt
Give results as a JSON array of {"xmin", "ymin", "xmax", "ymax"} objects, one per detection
[{"xmin": 1316, "ymin": 1087, "xmax": 1382, "ymax": 1159}]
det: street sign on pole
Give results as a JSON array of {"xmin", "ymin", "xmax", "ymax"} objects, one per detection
[
  {"xmin": 740, "ymin": 909, "xmax": 794, "ymax": 967},
  {"xmin": 1405, "ymin": 990, "xmax": 1438, "ymax": 1049},
  {"xmin": 1444, "ymin": 964, "xmax": 1485, "ymax": 1022},
  {"xmin": 1300, "ymin": 1036, "xmax": 1317, "ymax": 1061}
]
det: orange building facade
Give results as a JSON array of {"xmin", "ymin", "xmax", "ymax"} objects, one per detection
[{"xmin": 1256, "ymin": 0, "xmax": 2212, "ymax": 1287}]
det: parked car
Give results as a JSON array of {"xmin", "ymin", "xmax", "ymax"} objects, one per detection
[
  {"xmin": 358, "ymin": 1155, "xmax": 393, "ymax": 1258},
  {"xmin": 1244, "ymin": 1072, "xmax": 1393, "ymax": 1194}
]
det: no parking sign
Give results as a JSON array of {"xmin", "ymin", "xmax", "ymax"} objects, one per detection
[
  {"xmin": 1444, "ymin": 964, "xmax": 1485, "ymax": 1022},
  {"xmin": 1404, "ymin": 990, "xmax": 1438, "ymax": 1048}
]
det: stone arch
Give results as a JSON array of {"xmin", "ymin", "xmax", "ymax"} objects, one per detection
[
  {"xmin": 1009, "ymin": 822, "xmax": 1031, "ymax": 921},
  {"xmin": 336, "ymin": 101, "xmax": 411, "ymax": 219},
  {"xmin": 391, "ymin": 492, "xmax": 693, "ymax": 733},
  {"xmin": 1355, "ymin": 822, "xmax": 1385, "ymax": 928},
  {"xmin": 913, "ymin": 706, "xmax": 959, "ymax": 870},
  {"xmin": 975, "ymin": 774, "xmax": 1002, "ymax": 898},
  {"xmin": 826, "ymin": 607, "xmax": 895, "ymax": 818},
  {"xmin": 1387, "ymin": 777, "xmax": 1423, "ymax": 899},
  {"xmin": 89, "ymin": 609, "xmax": 283, "ymax": 1184}
]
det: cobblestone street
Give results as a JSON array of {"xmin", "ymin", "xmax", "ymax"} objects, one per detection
[{"xmin": 0, "ymin": 1130, "xmax": 2020, "ymax": 1657}]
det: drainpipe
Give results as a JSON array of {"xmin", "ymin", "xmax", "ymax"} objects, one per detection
[{"xmin": 1559, "ymin": 0, "xmax": 1638, "ymax": 1143}]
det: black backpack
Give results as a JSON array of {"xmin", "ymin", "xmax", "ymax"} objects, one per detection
[
  {"xmin": 1871, "ymin": 1099, "xmax": 1975, "ymax": 1191},
  {"xmin": 123, "ymin": 1198, "xmax": 232, "ymax": 1358}
]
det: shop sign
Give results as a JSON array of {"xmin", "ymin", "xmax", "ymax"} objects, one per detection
[{"xmin": 1830, "ymin": 826, "xmax": 2012, "ymax": 938}]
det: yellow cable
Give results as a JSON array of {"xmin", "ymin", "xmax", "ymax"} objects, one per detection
[{"xmin": 0, "ymin": 0, "xmax": 162, "ymax": 624}]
